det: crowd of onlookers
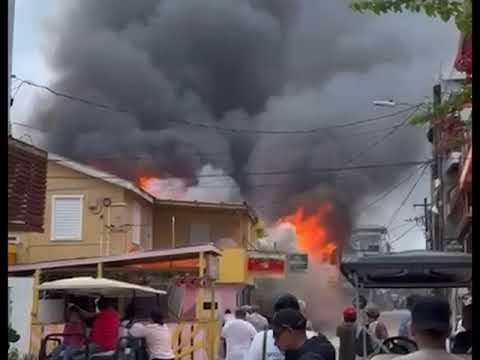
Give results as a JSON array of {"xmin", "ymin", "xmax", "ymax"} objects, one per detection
[
  {"xmin": 221, "ymin": 293, "xmax": 472, "ymax": 360},
  {"xmin": 49, "ymin": 292, "xmax": 471, "ymax": 360}
]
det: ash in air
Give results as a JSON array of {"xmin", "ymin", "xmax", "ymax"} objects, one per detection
[{"xmin": 32, "ymin": 0, "xmax": 455, "ymax": 249}]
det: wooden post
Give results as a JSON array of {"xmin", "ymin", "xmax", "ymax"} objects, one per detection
[
  {"xmin": 29, "ymin": 269, "xmax": 41, "ymax": 353},
  {"xmin": 171, "ymin": 216, "xmax": 176, "ymax": 249},
  {"xmin": 97, "ymin": 262, "xmax": 103, "ymax": 278},
  {"xmin": 208, "ymin": 282, "xmax": 216, "ymax": 360},
  {"xmin": 195, "ymin": 252, "xmax": 205, "ymax": 320}
]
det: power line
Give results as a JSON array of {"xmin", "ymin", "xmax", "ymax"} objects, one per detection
[
  {"xmin": 358, "ymin": 165, "xmax": 425, "ymax": 212},
  {"xmin": 345, "ymin": 106, "xmax": 421, "ymax": 165},
  {"xmin": 387, "ymin": 164, "xmax": 429, "ymax": 228},
  {"xmin": 12, "ymin": 75, "xmax": 422, "ymax": 135},
  {"xmin": 388, "ymin": 222, "xmax": 413, "ymax": 233},
  {"xmin": 11, "ymin": 120, "xmax": 408, "ymax": 139},
  {"xmin": 45, "ymin": 159, "xmax": 430, "ymax": 180},
  {"xmin": 389, "ymin": 223, "xmax": 418, "ymax": 245}
]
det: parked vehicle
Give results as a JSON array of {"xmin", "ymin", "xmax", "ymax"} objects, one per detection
[
  {"xmin": 340, "ymin": 250, "xmax": 472, "ymax": 359},
  {"xmin": 37, "ymin": 276, "xmax": 166, "ymax": 360}
]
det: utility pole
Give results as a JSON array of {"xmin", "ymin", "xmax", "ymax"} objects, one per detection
[
  {"xmin": 8, "ymin": 0, "xmax": 15, "ymax": 136},
  {"xmin": 432, "ymin": 84, "xmax": 444, "ymax": 252},
  {"xmin": 413, "ymin": 198, "xmax": 430, "ymax": 247},
  {"xmin": 432, "ymin": 84, "xmax": 445, "ymax": 298}
]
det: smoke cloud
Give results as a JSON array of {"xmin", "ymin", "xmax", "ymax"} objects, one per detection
[
  {"xmin": 33, "ymin": 0, "xmax": 455, "ymax": 249},
  {"xmin": 141, "ymin": 164, "xmax": 242, "ymax": 202}
]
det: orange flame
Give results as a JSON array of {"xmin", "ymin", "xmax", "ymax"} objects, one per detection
[
  {"xmin": 276, "ymin": 203, "xmax": 337, "ymax": 260},
  {"xmin": 137, "ymin": 175, "xmax": 152, "ymax": 190}
]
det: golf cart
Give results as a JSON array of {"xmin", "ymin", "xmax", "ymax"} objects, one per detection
[
  {"xmin": 340, "ymin": 250, "xmax": 472, "ymax": 360},
  {"xmin": 37, "ymin": 276, "xmax": 166, "ymax": 360}
]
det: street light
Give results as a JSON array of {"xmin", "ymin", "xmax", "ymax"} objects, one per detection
[
  {"xmin": 372, "ymin": 99, "xmax": 414, "ymax": 107},
  {"xmin": 373, "ymin": 100, "xmax": 396, "ymax": 107},
  {"xmin": 373, "ymin": 97, "xmax": 430, "ymax": 108}
]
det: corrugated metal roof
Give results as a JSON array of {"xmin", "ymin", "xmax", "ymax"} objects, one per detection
[
  {"xmin": 154, "ymin": 199, "xmax": 258, "ymax": 222},
  {"xmin": 48, "ymin": 153, "xmax": 258, "ymax": 221}
]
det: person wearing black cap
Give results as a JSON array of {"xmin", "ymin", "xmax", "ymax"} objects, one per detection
[
  {"xmin": 392, "ymin": 296, "xmax": 463, "ymax": 360},
  {"xmin": 271, "ymin": 309, "xmax": 335, "ymax": 360},
  {"xmin": 247, "ymin": 294, "xmax": 317, "ymax": 360}
]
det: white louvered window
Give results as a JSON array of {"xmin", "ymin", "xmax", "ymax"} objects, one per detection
[
  {"xmin": 51, "ymin": 195, "xmax": 83, "ymax": 241},
  {"xmin": 132, "ymin": 202, "xmax": 141, "ymax": 245}
]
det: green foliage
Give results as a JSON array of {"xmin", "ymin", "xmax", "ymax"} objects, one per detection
[
  {"xmin": 408, "ymin": 84, "xmax": 472, "ymax": 125},
  {"xmin": 350, "ymin": 0, "xmax": 471, "ymax": 34},
  {"xmin": 350, "ymin": 0, "xmax": 472, "ymax": 135}
]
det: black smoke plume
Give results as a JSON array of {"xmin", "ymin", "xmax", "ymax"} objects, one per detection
[{"xmin": 32, "ymin": 0, "xmax": 455, "ymax": 249}]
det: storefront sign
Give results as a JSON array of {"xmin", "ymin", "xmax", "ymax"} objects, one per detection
[
  {"xmin": 247, "ymin": 252, "xmax": 286, "ymax": 278},
  {"xmin": 287, "ymin": 253, "xmax": 308, "ymax": 272},
  {"xmin": 445, "ymin": 241, "xmax": 464, "ymax": 252}
]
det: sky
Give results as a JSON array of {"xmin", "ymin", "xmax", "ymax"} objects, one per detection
[{"xmin": 10, "ymin": 0, "xmax": 459, "ymax": 251}]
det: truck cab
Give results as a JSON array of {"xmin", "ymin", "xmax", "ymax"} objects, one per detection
[{"xmin": 344, "ymin": 226, "xmax": 389, "ymax": 256}]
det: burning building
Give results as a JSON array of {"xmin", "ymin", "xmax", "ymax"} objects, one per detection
[{"xmin": 23, "ymin": 0, "xmax": 457, "ymax": 322}]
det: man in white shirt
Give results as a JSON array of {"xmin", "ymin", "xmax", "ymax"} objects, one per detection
[
  {"xmin": 245, "ymin": 306, "xmax": 269, "ymax": 332},
  {"xmin": 224, "ymin": 309, "xmax": 235, "ymax": 326},
  {"xmin": 129, "ymin": 308, "xmax": 175, "ymax": 360},
  {"xmin": 222, "ymin": 308, "xmax": 258, "ymax": 360},
  {"xmin": 393, "ymin": 296, "xmax": 463, "ymax": 360},
  {"xmin": 247, "ymin": 294, "xmax": 317, "ymax": 360}
]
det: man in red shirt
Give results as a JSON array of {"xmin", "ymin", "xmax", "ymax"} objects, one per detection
[
  {"xmin": 73, "ymin": 297, "xmax": 120, "ymax": 354},
  {"xmin": 89, "ymin": 297, "xmax": 120, "ymax": 352}
]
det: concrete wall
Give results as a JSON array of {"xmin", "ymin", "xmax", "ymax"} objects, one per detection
[
  {"xmin": 218, "ymin": 248, "xmax": 250, "ymax": 284},
  {"xmin": 17, "ymin": 162, "xmax": 153, "ymax": 263}
]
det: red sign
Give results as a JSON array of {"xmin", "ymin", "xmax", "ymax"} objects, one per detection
[{"xmin": 248, "ymin": 258, "xmax": 285, "ymax": 274}]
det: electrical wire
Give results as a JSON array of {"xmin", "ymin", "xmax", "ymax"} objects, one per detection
[
  {"xmin": 45, "ymin": 159, "xmax": 430, "ymax": 181},
  {"xmin": 345, "ymin": 106, "xmax": 421, "ymax": 165},
  {"xmin": 388, "ymin": 222, "xmax": 412, "ymax": 233},
  {"xmin": 11, "ymin": 120, "xmax": 408, "ymax": 139},
  {"xmin": 389, "ymin": 224, "xmax": 418, "ymax": 245},
  {"xmin": 386, "ymin": 164, "xmax": 429, "ymax": 228},
  {"xmin": 12, "ymin": 75, "xmax": 423, "ymax": 135},
  {"xmin": 358, "ymin": 165, "xmax": 425, "ymax": 212}
]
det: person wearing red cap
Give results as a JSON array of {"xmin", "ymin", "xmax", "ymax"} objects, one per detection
[{"xmin": 336, "ymin": 307, "xmax": 357, "ymax": 360}]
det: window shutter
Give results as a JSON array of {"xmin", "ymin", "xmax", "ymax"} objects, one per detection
[{"xmin": 52, "ymin": 196, "xmax": 83, "ymax": 240}]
